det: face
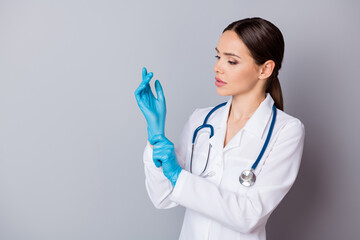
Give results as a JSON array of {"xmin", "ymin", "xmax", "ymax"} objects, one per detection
[{"xmin": 214, "ymin": 30, "xmax": 265, "ymax": 96}]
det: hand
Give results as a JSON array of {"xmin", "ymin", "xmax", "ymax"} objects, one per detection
[
  {"xmin": 151, "ymin": 135, "xmax": 182, "ymax": 187},
  {"xmin": 134, "ymin": 67, "xmax": 166, "ymax": 142}
]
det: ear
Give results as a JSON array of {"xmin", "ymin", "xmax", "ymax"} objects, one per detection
[{"xmin": 258, "ymin": 60, "xmax": 275, "ymax": 79}]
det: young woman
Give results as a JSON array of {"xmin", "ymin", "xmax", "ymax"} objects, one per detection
[{"xmin": 135, "ymin": 17, "xmax": 305, "ymax": 240}]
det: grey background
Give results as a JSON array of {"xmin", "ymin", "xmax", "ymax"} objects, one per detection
[{"xmin": 0, "ymin": 0, "xmax": 359, "ymax": 239}]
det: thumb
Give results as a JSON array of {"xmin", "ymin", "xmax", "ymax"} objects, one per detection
[
  {"xmin": 154, "ymin": 159, "xmax": 162, "ymax": 168},
  {"xmin": 155, "ymin": 80, "xmax": 165, "ymax": 102}
]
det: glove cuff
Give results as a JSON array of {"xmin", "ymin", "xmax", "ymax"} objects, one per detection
[{"xmin": 170, "ymin": 167, "xmax": 183, "ymax": 187}]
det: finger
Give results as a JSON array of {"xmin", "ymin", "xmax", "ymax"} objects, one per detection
[
  {"xmin": 142, "ymin": 67, "xmax": 147, "ymax": 80},
  {"xmin": 135, "ymin": 71, "xmax": 153, "ymax": 96},
  {"xmin": 134, "ymin": 87, "xmax": 143, "ymax": 100},
  {"xmin": 152, "ymin": 150, "xmax": 163, "ymax": 167},
  {"xmin": 141, "ymin": 66, "xmax": 153, "ymax": 84},
  {"xmin": 153, "ymin": 142, "xmax": 173, "ymax": 157},
  {"xmin": 154, "ymin": 159, "xmax": 162, "ymax": 168},
  {"xmin": 153, "ymin": 147, "xmax": 162, "ymax": 155},
  {"xmin": 153, "ymin": 143, "xmax": 170, "ymax": 157},
  {"xmin": 134, "ymin": 89, "xmax": 147, "ymax": 107},
  {"xmin": 153, "ymin": 148, "xmax": 166, "ymax": 159},
  {"xmin": 142, "ymin": 67, "xmax": 153, "ymax": 82},
  {"xmin": 150, "ymin": 134, "xmax": 166, "ymax": 145},
  {"xmin": 140, "ymin": 72, "xmax": 153, "ymax": 91},
  {"xmin": 142, "ymin": 69, "xmax": 153, "ymax": 82},
  {"xmin": 146, "ymin": 72, "xmax": 153, "ymax": 83},
  {"xmin": 152, "ymin": 155, "xmax": 162, "ymax": 167},
  {"xmin": 135, "ymin": 76, "xmax": 149, "ymax": 95},
  {"xmin": 155, "ymin": 80, "xmax": 165, "ymax": 101}
]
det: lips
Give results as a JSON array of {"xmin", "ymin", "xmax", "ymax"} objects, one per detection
[
  {"xmin": 215, "ymin": 77, "xmax": 227, "ymax": 87},
  {"xmin": 215, "ymin": 77, "xmax": 226, "ymax": 84}
]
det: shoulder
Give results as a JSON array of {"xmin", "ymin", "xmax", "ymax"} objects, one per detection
[
  {"xmin": 183, "ymin": 104, "xmax": 225, "ymax": 133},
  {"xmin": 190, "ymin": 101, "xmax": 229, "ymax": 120},
  {"xmin": 186, "ymin": 106, "xmax": 213, "ymax": 126},
  {"xmin": 274, "ymin": 108, "xmax": 305, "ymax": 139},
  {"xmin": 187, "ymin": 102, "xmax": 225, "ymax": 123},
  {"xmin": 191, "ymin": 106, "xmax": 214, "ymax": 118}
]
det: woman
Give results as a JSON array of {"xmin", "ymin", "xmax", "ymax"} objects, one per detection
[{"xmin": 135, "ymin": 17, "xmax": 305, "ymax": 240}]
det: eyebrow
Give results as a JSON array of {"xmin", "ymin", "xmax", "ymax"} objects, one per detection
[{"xmin": 215, "ymin": 47, "xmax": 241, "ymax": 59}]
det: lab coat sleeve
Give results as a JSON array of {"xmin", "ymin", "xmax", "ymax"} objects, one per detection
[
  {"xmin": 142, "ymin": 109, "xmax": 198, "ymax": 209},
  {"xmin": 169, "ymin": 119, "xmax": 305, "ymax": 233}
]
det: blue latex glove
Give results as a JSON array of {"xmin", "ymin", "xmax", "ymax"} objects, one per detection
[
  {"xmin": 134, "ymin": 67, "xmax": 166, "ymax": 142},
  {"xmin": 151, "ymin": 134, "xmax": 183, "ymax": 187}
]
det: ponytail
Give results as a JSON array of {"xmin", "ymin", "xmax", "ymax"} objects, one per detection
[{"xmin": 266, "ymin": 73, "xmax": 284, "ymax": 111}]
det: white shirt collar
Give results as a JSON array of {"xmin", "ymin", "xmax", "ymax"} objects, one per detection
[{"xmin": 211, "ymin": 93, "xmax": 275, "ymax": 140}]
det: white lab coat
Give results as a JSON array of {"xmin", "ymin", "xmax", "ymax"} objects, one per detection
[{"xmin": 142, "ymin": 93, "xmax": 305, "ymax": 240}]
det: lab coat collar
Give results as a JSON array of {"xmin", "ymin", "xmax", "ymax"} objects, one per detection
[{"xmin": 208, "ymin": 93, "xmax": 275, "ymax": 152}]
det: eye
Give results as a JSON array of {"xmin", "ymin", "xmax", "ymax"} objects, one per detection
[
  {"xmin": 215, "ymin": 55, "xmax": 220, "ymax": 60},
  {"xmin": 228, "ymin": 61, "xmax": 237, "ymax": 65}
]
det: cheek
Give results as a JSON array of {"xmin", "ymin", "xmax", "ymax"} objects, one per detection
[
  {"xmin": 230, "ymin": 65, "xmax": 257, "ymax": 85},
  {"xmin": 215, "ymin": 63, "xmax": 259, "ymax": 96}
]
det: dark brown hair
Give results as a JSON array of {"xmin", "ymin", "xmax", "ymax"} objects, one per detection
[{"xmin": 223, "ymin": 17, "xmax": 284, "ymax": 110}]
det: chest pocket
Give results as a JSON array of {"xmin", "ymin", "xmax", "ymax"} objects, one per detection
[
  {"xmin": 220, "ymin": 155, "xmax": 253, "ymax": 193},
  {"xmin": 220, "ymin": 140, "xmax": 268, "ymax": 193}
]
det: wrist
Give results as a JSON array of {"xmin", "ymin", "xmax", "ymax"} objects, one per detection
[
  {"xmin": 147, "ymin": 128, "xmax": 165, "ymax": 141},
  {"xmin": 171, "ymin": 167, "xmax": 183, "ymax": 187}
]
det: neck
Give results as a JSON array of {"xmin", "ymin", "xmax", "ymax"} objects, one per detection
[{"xmin": 228, "ymin": 92, "xmax": 266, "ymax": 121}]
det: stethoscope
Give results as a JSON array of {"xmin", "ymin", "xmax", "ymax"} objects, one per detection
[{"xmin": 190, "ymin": 102, "xmax": 277, "ymax": 187}]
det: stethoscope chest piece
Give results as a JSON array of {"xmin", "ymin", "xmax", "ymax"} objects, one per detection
[{"xmin": 239, "ymin": 169, "xmax": 256, "ymax": 187}]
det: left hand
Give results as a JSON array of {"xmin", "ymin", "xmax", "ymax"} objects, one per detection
[
  {"xmin": 134, "ymin": 67, "xmax": 166, "ymax": 142},
  {"xmin": 151, "ymin": 135, "xmax": 183, "ymax": 187}
]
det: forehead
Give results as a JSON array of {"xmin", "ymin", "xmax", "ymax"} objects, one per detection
[{"xmin": 217, "ymin": 30, "xmax": 251, "ymax": 57}]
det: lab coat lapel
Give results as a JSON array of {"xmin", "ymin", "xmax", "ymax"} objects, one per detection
[
  {"xmin": 243, "ymin": 93, "xmax": 275, "ymax": 140},
  {"xmin": 208, "ymin": 98, "xmax": 232, "ymax": 154}
]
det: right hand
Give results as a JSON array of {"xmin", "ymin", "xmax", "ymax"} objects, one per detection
[
  {"xmin": 134, "ymin": 67, "xmax": 167, "ymax": 142},
  {"xmin": 151, "ymin": 135, "xmax": 183, "ymax": 187}
]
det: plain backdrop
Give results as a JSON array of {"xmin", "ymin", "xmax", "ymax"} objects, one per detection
[{"xmin": 0, "ymin": 0, "xmax": 359, "ymax": 239}]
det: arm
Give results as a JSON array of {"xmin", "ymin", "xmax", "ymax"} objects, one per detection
[
  {"xmin": 169, "ymin": 120, "xmax": 305, "ymax": 233},
  {"xmin": 142, "ymin": 109, "xmax": 197, "ymax": 209}
]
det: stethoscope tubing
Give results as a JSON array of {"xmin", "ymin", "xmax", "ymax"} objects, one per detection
[
  {"xmin": 251, "ymin": 104, "xmax": 277, "ymax": 170},
  {"xmin": 189, "ymin": 101, "xmax": 277, "ymax": 187}
]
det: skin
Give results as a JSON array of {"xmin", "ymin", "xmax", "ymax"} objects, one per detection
[{"xmin": 214, "ymin": 30, "xmax": 275, "ymax": 147}]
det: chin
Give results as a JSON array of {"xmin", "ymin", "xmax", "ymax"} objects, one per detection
[{"xmin": 216, "ymin": 88, "xmax": 232, "ymax": 96}]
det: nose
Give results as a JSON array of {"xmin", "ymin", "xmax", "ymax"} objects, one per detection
[{"xmin": 213, "ymin": 60, "xmax": 223, "ymax": 74}]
